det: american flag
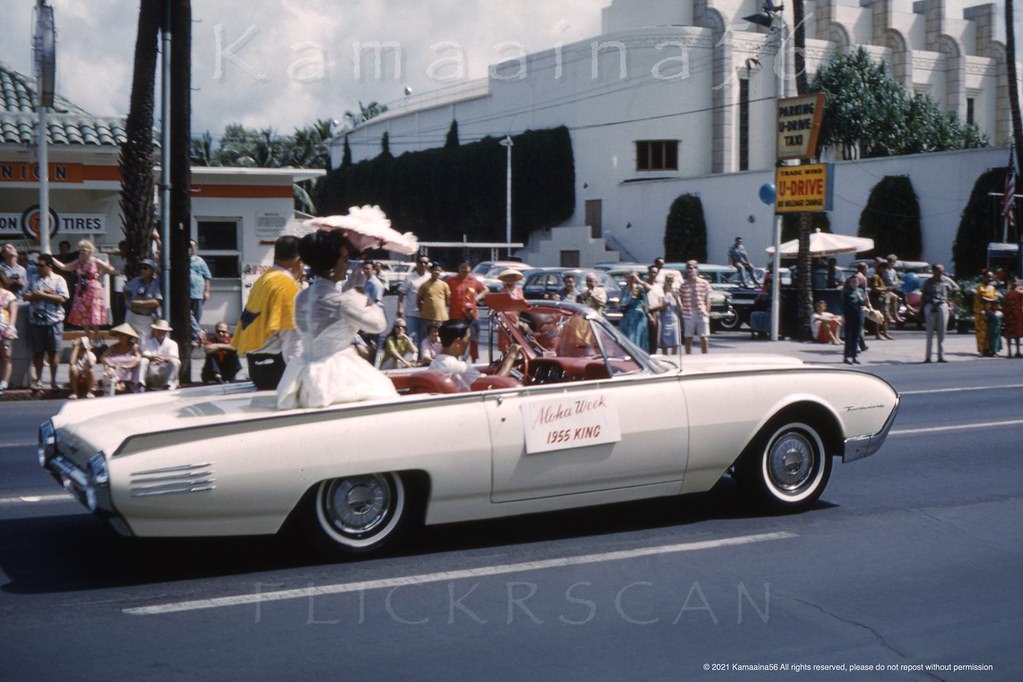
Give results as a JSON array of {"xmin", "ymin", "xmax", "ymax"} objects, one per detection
[{"xmin": 1003, "ymin": 146, "xmax": 1016, "ymax": 231}]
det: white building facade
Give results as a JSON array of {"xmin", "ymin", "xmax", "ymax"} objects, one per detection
[{"xmin": 334, "ymin": 0, "xmax": 1014, "ymax": 267}]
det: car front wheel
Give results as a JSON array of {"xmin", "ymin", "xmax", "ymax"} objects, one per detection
[
  {"xmin": 739, "ymin": 421, "xmax": 832, "ymax": 511},
  {"xmin": 307, "ymin": 473, "xmax": 408, "ymax": 556}
]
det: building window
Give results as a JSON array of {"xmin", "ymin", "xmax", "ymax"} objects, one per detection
[
  {"xmin": 560, "ymin": 250, "xmax": 580, "ymax": 268},
  {"xmin": 739, "ymin": 78, "xmax": 750, "ymax": 171},
  {"xmin": 196, "ymin": 218, "xmax": 241, "ymax": 278},
  {"xmin": 636, "ymin": 140, "xmax": 678, "ymax": 171},
  {"xmin": 966, "ymin": 97, "xmax": 975, "ymax": 125}
]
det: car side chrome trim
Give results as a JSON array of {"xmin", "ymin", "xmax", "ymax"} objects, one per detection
[
  {"xmin": 842, "ymin": 396, "xmax": 900, "ymax": 463},
  {"xmin": 131, "ymin": 463, "xmax": 212, "ymax": 475},
  {"xmin": 130, "ymin": 463, "xmax": 216, "ymax": 497},
  {"xmin": 131, "ymin": 484, "xmax": 217, "ymax": 497}
]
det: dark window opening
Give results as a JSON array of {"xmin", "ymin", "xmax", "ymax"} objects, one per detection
[{"xmin": 635, "ymin": 140, "xmax": 679, "ymax": 171}]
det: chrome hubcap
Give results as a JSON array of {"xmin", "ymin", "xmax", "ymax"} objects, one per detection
[
  {"xmin": 325, "ymin": 476, "xmax": 391, "ymax": 536},
  {"xmin": 768, "ymin": 433, "xmax": 814, "ymax": 493}
]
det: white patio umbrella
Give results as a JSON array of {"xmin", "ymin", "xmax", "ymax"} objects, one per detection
[{"xmin": 765, "ymin": 228, "xmax": 874, "ymax": 257}]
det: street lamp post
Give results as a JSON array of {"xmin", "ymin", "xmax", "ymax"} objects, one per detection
[
  {"xmin": 499, "ymin": 135, "xmax": 514, "ymax": 258},
  {"xmin": 744, "ymin": 4, "xmax": 787, "ymax": 340}
]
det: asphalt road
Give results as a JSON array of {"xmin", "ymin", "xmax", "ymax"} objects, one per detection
[{"xmin": 0, "ymin": 361, "xmax": 1021, "ymax": 681}]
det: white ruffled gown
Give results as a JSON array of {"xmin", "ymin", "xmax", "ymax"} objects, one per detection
[{"xmin": 276, "ymin": 278, "xmax": 398, "ymax": 409}]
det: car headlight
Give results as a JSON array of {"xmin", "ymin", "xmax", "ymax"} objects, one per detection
[
  {"xmin": 89, "ymin": 453, "xmax": 109, "ymax": 486},
  {"xmin": 38, "ymin": 420, "xmax": 56, "ymax": 468},
  {"xmin": 85, "ymin": 452, "xmax": 109, "ymax": 513}
]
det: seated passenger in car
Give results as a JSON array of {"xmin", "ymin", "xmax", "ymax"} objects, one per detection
[{"xmin": 429, "ymin": 319, "xmax": 519, "ymax": 391}]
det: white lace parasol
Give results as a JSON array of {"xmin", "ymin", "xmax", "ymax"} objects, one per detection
[{"xmin": 302, "ymin": 205, "xmax": 419, "ymax": 255}]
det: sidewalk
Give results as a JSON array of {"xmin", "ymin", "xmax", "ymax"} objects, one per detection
[{"xmin": 0, "ymin": 328, "xmax": 1000, "ymax": 402}]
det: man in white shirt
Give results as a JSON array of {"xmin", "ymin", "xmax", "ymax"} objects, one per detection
[
  {"xmin": 428, "ymin": 319, "xmax": 519, "ymax": 391},
  {"xmin": 397, "ymin": 256, "xmax": 431, "ymax": 347},
  {"xmin": 140, "ymin": 319, "xmax": 181, "ymax": 390}
]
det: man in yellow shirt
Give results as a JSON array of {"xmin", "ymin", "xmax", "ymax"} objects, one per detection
[
  {"xmin": 417, "ymin": 262, "xmax": 451, "ymax": 333},
  {"xmin": 233, "ymin": 236, "xmax": 302, "ymax": 389}
]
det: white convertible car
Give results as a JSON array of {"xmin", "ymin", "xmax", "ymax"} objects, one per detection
[{"xmin": 40, "ymin": 297, "xmax": 899, "ymax": 557}]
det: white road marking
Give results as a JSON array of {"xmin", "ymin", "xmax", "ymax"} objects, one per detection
[
  {"xmin": 0, "ymin": 442, "xmax": 39, "ymax": 449},
  {"xmin": 900, "ymin": 384, "xmax": 1023, "ymax": 396},
  {"xmin": 0, "ymin": 492, "xmax": 73, "ymax": 505},
  {"xmin": 890, "ymin": 418, "xmax": 1023, "ymax": 436},
  {"xmin": 124, "ymin": 531, "xmax": 797, "ymax": 616}
]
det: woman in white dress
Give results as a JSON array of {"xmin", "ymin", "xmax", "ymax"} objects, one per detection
[{"xmin": 276, "ymin": 230, "xmax": 398, "ymax": 409}]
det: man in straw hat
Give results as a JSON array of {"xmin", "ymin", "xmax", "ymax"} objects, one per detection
[
  {"xmin": 233, "ymin": 235, "xmax": 302, "ymax": 390},
  {"xmin": 140, "ymin": 319, "xmax": 181, "ymax": 390},
  {"xmin": 123, "ymin": 258, "xmax": 163, "ymax": 341}
]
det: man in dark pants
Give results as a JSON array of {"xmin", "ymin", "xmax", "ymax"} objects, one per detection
[{"xmin": 232, "ymin": 236, "xmax": 302, "ymax": 390}]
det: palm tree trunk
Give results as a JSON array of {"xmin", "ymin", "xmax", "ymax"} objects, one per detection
[{"xmin": 118, "ymin": 0, "xmax": 163, "ymax": 279}]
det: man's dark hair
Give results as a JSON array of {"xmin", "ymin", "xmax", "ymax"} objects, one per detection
[
  {"xmin": 438, "ymin": 319, "xmax": 470, "ymax": 347},
  {"xmin": 38, "ymin": 254, "xmax": 55, "ymax": 267},
  {"xmin": 274, "ymin": 235, "xmax": 300, "ymax": 262}
]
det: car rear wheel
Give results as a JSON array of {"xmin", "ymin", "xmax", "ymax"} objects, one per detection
[
  {"xmin": 739, "ymin": 421, "xmax": 832, "ymax": 511},
  {"xmin": 306, "ymin": 473, "xmax": 408, "ymax": 556}
]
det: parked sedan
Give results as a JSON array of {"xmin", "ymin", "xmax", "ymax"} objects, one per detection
[
  {"xmin": 522, "ymin": 268, "xmax": 623, "ymax": 321},
  {"xmin": 40, "ymin": 298, "xmax": 898, "ymax": 559}
]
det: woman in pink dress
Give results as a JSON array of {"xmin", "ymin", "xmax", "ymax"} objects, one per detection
[
  {"xmin": 54, "ymin": 239, "xmax": 117, "ymax": 342},
  {"xmin": 1003, "ymin": 276, "xmax": 1023, "ymax": 358}
]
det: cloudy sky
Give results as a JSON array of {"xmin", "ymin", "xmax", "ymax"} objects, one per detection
[
  {"xmin": 0, "ymin": 1, "xmax": 1018, "ymax": 143},
  {"xmin": 1, "ymin": 0, "xmax": 606, "ymax": 140}
]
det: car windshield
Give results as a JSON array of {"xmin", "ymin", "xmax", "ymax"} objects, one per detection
[{"xmin": 489, "ymin": 304, "xmax": 667, "ymax": 377}]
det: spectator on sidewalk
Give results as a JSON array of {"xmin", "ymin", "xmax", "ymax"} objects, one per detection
[
  {"xmin": 728, "ymin": 236, "xmax": 760, "ymax": 287},
  {"xmin": 811, "ymin": 300, "xmax": 843, "ymax": 345},
  {"xmin": 24, "ymin": 254, "xmax": 69, "ymax": 391},
  {"xmin": 397, "ymin": 255, "xmax": 431, "ymax": 347},
  {"xmin": 1, "ymin": 243, "xmax": 28, "ymax": 300},
  {"xmin": 122, "ymin": 258, "xmax": 162, "ymax": 341},
  {"xmin": 842, "ymin": 275, "xmax": 866, "ymax": 365},
  {"xmin": 99, "ymin": 323, "xmax": 142, "ymax": 394},
  {"xmin": 417, "ymin": 262, "xmax": 451, "ymax": 341},
  {"xmin": 0, "ymin": 270, "xmax": 19, "ymax": 394},
  {"xmin": 419, "ymin": 323, "xmax": 443, "ymax": 366},
  {"xmin": 201, "ymin": 322, "xmax": 243, "ymax": 384},
  {"xmin": 68, "ymin": 336, "xmax": 97, "ymax": 399},
  {"xmin": 444, "ymin": 261, "xmax": 486, "ymax": 361},
  {"xmin": 379, "ymin": 319, "xmax": 418, "ymax": 369},
  {"xmin": 139, "ymin": 319, "xmax": 181, "ymax": 390},
  {"xmin": 921, "ymin": 264, "xmax": 959, "ymax": 363},
  {"xmin": 680, "ymin": 261, "xmax": 711, "ymax": 354},
  {"xmin": 53, "ymin": 240, "xmax": 117, "ymax": 344},
  {"xmin": 1003, "ymin": 276, "xmax": 1023, "ymax": 358},
  {"xmin": 189, "ymin": 240, "xmax": 212, "ymax": 347},
  {"xmin": 577, "ymin": 274, "xmax": 608, "ymax": 316}
]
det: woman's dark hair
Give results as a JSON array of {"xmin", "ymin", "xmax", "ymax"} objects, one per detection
[{"xmin": 298, "ymin": 230, "xmax": 357, "ymax": 277}]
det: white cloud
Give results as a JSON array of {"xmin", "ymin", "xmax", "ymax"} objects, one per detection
[
  {"xmin": 3, "ymin": 0, "xmax": 1016, "ymax": 143},
  {"xmin": 1, "ymin": 0, "xmax": 601, "ymax": 138}
]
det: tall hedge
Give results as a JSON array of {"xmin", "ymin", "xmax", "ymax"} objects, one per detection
[
  {"xmin": 663, "ymin": 194, "xmax": 707, "ymax": 262},
  {"xmin": 857, "ymin": 176, "xmax": 922, "ymax": 259},
  {"xmin": 315, "ymin": 126, "xmax": 575, "ymax": 245},
  {"xmin": 953, "ymin": 167, "xmax": 1009, "ymax": 277}
]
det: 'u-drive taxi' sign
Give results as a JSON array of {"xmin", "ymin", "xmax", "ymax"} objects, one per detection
[{"xmin": 775, "ymin": 164, "xmax": 833, "ymax": 213}]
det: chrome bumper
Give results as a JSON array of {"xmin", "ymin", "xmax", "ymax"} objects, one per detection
[
  {"xmin": 842, "ymin": 396, "xmax": 900, "ymax": 463},
  {"xmin": 38, "ymin": 419, "xmax": 118, "ymax": 519}
]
